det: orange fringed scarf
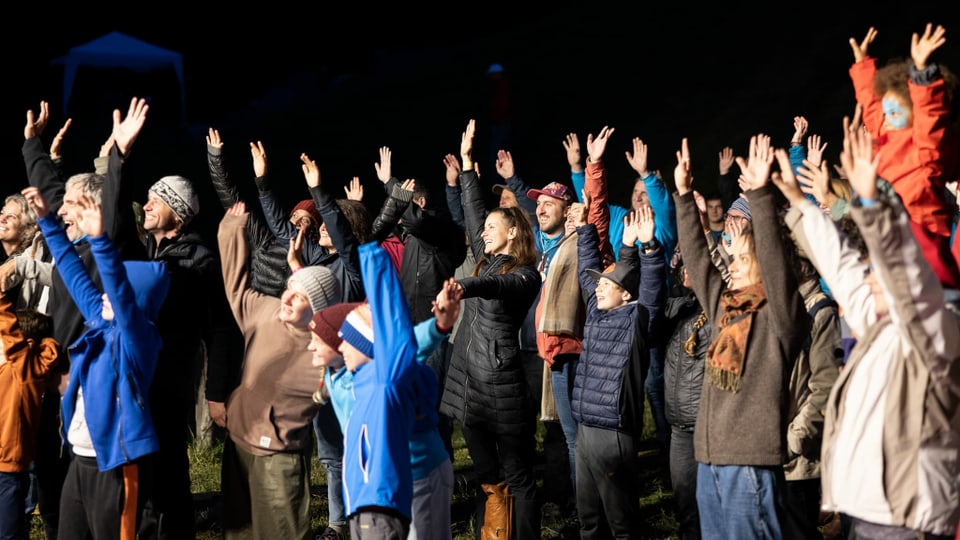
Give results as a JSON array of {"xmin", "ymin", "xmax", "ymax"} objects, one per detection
[{"xmin": 705, "ymin": 283, "xmax": 767, "ymax": 392}]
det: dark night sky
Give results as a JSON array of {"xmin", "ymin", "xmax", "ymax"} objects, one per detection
[{"xmin": 3, "ymin": 3, "xmax": 957, "ymax": 240}]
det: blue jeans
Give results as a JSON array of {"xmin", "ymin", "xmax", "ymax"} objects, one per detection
[
  {"xmin": 646, "ymin": 345, "xmax": 670, "ymax": 445},
  {"xmin": 0, "ymin": 471, "xmax": 28, "ymax": 540},
  {"xmin": 696, "ymin": 463, "xmax": 786, "ymax": 540},
  {"xmin": 551, "ymin": 355, "xmax": 578, "ymax": 498},
  {"xmin": 313, "ymin": 403, "xmax": 346, "ymax": 527}
]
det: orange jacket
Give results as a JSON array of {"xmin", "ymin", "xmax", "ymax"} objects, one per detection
[{"xmin": 0, "ymin": 294, "xmax": 58, "ymax": 473}]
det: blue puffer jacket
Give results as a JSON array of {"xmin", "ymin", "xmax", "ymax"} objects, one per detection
[
  {"xmin": 40, "ymin": 216, "xmax": 169, "ymax": 472},
  {"xmin": 572, "ymin": 224, "xmax": 664, "ymax": 435}
]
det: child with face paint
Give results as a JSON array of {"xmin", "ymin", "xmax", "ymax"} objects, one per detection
[{"xmin": 847, "ymin": 23, "xmax": 960, "ymax": 290}]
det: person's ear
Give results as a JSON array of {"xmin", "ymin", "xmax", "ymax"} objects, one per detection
[{"xmin": 507, "ymin": 226, "xmax": 517, "ymax": 240}]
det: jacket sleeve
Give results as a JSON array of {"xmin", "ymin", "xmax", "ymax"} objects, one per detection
[
  {"xmin": 674, "ymin": 191, "xmax": 725, "ymax": 325},
  {"xmin": 784, "ymin": 200, "xmax": 877, "ymax": 339},
  {"xmin": 644, "ymin": 174, "xmax": 677, "ymax": 259},
  {"xmin": 37, "ymin": 216, "xmax": 101, "ymax": 322},
  {"xmin": 577, "ymin": 223, "xmax": 603, "ymax": 310},
  {"xmin": 257, "ymin": 184, "xmax": 298, "ymax": 241},
  {"xmin": 584, "ymin": 159, "xmax": 613, "ymax": 265},
  {"xmin": 358, "ymin": 241, "xmax": 417, "ymax": 383},
  {"xmin": 747, "ymin": 185, "xmax": 806, "ymax": 333},
  {"xmin": 787, "ymin": 302, "xmax": 841, "ymax": 457},
  {"xmin": 23, "ymin": 137, "xmax": 65, "ymax": 213},
  {"xmin": 217, "ymin": 212, "xmax": 260, "ymax": 332},
  {"xmin": 312, "ymin": 186, "xmax": 363, "ymax": 297},
  {"xmin": 850, "ymin": 58, "xmax": 885, "ymax": 137},
  {"xmin": 88, "ymin": 233, "xmax": 165, "ymax": 345},
  {"xmin": 445, "ymin": 184, "xmax": 465, "ymax": 231},
  {"xmin": 0, "ymin": 293, "xmax": 58, "ymax": 381},
  {"xmin": 908, "ymin": 66, "xmax": 948, "ymax": 175},
  {"xmin": 413, "ymin": 317, "xmax": 446, "ymax": 365},
  {"xmin": 371, "ymin": 183, "xmax": 412, "ymax": 242},
  {"xmin": 102, "ymin": 144, "xmax": 146, "ymax": 260},
  {"xmin": 852, "ymin": 194, "xmax": 960, "ymax": 374},
  {"xmin": 637, "ymin": 243, "xmax": 666, "ymax": 335},
  {"xmin": 459, "ymin": 265, "xmax": 539, "ymax": 301},
  {"xmin": 460, "ymin": 169, "xmax": 489, "ymax": 263},
  {"xmin": 503, "ymin": 174, "xmax": 537, "ymax": 220},
  {"xmin": 207, "ymin": 145, "xmax": 277, "ymax": 254}
]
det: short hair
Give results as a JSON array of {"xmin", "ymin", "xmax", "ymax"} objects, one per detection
[
  {"xmin": 16, "ymin": 308, "xmax": 54, "ymax": 343},
  {"xmin": 64, "ymin": 173, "xmax": 105, "ymax": 204}
]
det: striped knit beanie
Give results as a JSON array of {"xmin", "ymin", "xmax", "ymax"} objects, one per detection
[{"xmin": 338, "ymin": 302, "xmax": 373, "ymax": 358}]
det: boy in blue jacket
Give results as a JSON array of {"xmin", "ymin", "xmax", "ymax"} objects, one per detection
[
  {"xmin": 23, "ymin": 186, "xmax": 169, "ymax": 540},
  {"xmin": 336, "ymin": 242, "xmax": 419, "ymax": 538}
]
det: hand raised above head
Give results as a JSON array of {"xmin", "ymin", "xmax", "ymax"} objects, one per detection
[
  {"xmin": 112, "ymin": 97, "xmax": 149, "ymax": 156},
  {"xmin": 673, "ymin": 138, "xmax": 693, "ymax": 195},
  {"xmin": 21, "ymin": 187, "xmax": 50, "ymax": 220},
  {"xmin": 207, "ymin": 128, "xmax": 224, "ymax": 148}
]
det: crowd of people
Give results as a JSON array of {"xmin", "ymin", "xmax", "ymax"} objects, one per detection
[{"xmin": 0, "ymin": 21, "xmax": 958, "ymax": 540}]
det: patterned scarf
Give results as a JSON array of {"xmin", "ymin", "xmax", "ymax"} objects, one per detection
[{"xmin": 705, "ymin": 282, "xmax": 767, "ymax": 392}]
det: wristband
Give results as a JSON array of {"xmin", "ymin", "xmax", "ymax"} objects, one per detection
[{"xmin": 640, "ymin": 239, "xmax": 659, "ymax": 252}]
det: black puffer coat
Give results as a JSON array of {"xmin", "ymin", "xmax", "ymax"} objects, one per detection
[{"xmin": 439, "ymin": 169, "xmax": 540, "ymax": 435}]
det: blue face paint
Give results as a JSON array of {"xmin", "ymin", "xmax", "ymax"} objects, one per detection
[{"xmin": 882, "ymin": 97, "xmax": 909, "ymax": 130}]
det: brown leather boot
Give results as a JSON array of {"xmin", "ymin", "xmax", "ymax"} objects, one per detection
[{"xmin": 480, "ymin": 482, "xmax": 513, "ymax": 539}]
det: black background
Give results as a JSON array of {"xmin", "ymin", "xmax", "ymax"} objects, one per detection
[{"xmin": 3, "ymin": 3, "xmax": 956, "ymax": 242}]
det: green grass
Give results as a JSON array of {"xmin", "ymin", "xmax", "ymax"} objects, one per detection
[{"xmin": 29, "ymin": 400, "xmax": 680, "ymax": 539}]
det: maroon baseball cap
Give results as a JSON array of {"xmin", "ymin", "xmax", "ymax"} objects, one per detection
[{"xmin": 526, "ymin": 182, "xmax": 573, "ymax": 203}]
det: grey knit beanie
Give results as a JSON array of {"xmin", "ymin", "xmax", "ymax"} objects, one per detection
[
  {"xmin": 728, "ymin": 196, "xmax": 752, "ymax": 221},
  {"xmin": 288, "ymin": 266, "xmax": 340, "ymax": 314},
  {"xmin": 149, "ymin": 175, "xmax": 200, "ymax": 226}
]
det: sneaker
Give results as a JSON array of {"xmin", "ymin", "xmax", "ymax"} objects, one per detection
[{"xmin": 317, "ymin": 525, "xmax": 346, "ymax": 540}]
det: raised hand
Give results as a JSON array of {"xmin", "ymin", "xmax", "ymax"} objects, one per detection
[
  {"xmin": 443, "ymin": 154, "xmax": 461, "ymax": 186},
  {"xmin": 21, "ymin": 187, "xmax": 50, "ymax": 220},
  {"xmin": 849, "ymin": 27, "xmax": 878, "ymax": 63},
  {"xmin": 74, "ymin": 194, "xmax": 104, "ymax": 238},
  {"xmin": 206, "ymin": 128, "xmax": 224, "ymax": 149},
  {"xmin": 573, "ymin": 189, "xmax": 590, "ymax": 228},
  {"xmin": 771, "ymin": 149, "xmax": 808, "ymax": 206},
  {"xmin": 300, "ymin": 153, "xmax": 321, "ymax": 188},
  {"xmin": 495, "ymin": 150, "xmax": 515, "ymax": 179},
  {"xmin": 24, "ymin": 101, "xmax": 50, "ymax": 140},
  {"xmin": 911, "ymin": 23, "xmax": 946, "ymax": 70},
  {"xmin": 791, "ymin": 116, "xmax": 808, "ymax": 146},
  {"xmin": 287, "ymin": 227, "xmax": 305, "ymax": 273},
  {"xmin": 226, "ymin": 201, "xmax": 247, "ymax": 217},
  {"xmin": 112, "ymin": 97, "xmax": 149, "ymax": 156},
  {"xmin": 622, "ymin": 210, "xmax": 640, "ymax": 246},
  {"xmin": 399, "ymin": 179, "xmax": 416, "ymax": 193},
  {"xmin": 344, "ymin": 176, "xmax": 364, "ymax": 202},
  {"xmin": 49, "ymin": 118, "xmax": 73, "ymax": 160},
  {"xmin": 636, "ymin": 204, "xmax": 655, "ymax": 244},
  {"xmin": 460, "ymin": 119, "xmax": 476, "ymax": 165},
  {"xmin": 375, "ymin": 146, "xmax": 392, "ymax": 184},
  {"xmin": 839, "ymin": 123, "xmax": 880, "ymax": 201},
  {"xmin": 734, "ymin": 134, "xmax": 774, "ymax": 191},
  {"xmin": 692, "ymin": 190, "xmax": 707, "ymax": 214},
  {"xmin": 673, "ymin": 138, "xmax": 693, "ymax": 195},
  {"xmin": 718, "ymin": 146, "xmax": 736, "ymax": 176},
  {"xmin": 586, "ymin": 125, "xmax": 615, "ymax": 163},
  {"xmin": 562, "ymin": 133, "xmax": 583, "ymax": 173},
  {"xmin": 625, "ymin": 137, "xmax": 650, "ymax": 177},
  {"xmin": 98, "ymin": 133, "xmax": 116, "ymax": 158},
  {"xmin": 797, "ymin": 158, "xmax": 835, "ymax": 208},
  {"xmin": 432, "ymin": 277, "xmax": 464, "ymax": 330},
  {"xmin": 250, "ymin": 141, "xmax": 267, "ymax": 178},
  {"xmin": 806, "ymin": 134, "xmax": 828, "ymax": 167}
]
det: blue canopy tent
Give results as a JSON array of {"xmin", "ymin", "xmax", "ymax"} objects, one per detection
[{"xmin": 51, "ymin": 31, "xmax": 186, "ymax": 126}]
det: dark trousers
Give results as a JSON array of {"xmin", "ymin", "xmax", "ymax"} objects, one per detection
[
  {"xmin": 669, "ymin": 425, "xmax": 701, "ymax": 540},
  {"xmin": 461, "ymin": 422, "xmax": 539, "ymax": 540},
  {"xmin": 575, "ymin": 425, "xmax": 642, "ymax": 539},
  {"xmin": 782, "ymin": 478, "xmax": 822, "ymax": 540},
  {"xmin": 0, "ymin": 471, "xmax": 29, "ymax": 540},
  {"xmin": 138, "ymin": 399, "xmax": 196, "ymax": 540},
  {"xmin": 35, "ymin": 390, "xmax": 69, "ymax": 540},
  {"xmin": 58, "ymin": 455, "xmax": 152, "ymax": 540}
]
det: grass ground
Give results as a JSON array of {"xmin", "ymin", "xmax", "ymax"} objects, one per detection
[{"xmin": 30, "ymin": 404, "xmax": 680, "ymax": 539}]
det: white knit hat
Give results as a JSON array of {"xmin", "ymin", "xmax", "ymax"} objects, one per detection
[
  {"xmin": 288, "ymin": 266, "xmax": 340, "ymax": 314},
  {"xmin": 149, "ymin": 175, "xmax": 200, "ymax": 226}
]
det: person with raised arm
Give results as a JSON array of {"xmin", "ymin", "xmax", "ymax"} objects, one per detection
[
  {"xmin": 23, "ymin": 185, "xmax": 169, "ymax": 540},
  {"xmin": 439, "ymin": 119, "xmax": 542, "ymax": 540},
  {"xmin": 847, "ymin": 23, "xmax": 960, "ymax": 290},
  {"xmin": 771, "ymin": 122, "xmax": 960, "ymax": 540},
  {"xmin": 673, "ymin": 134, "xmax": 807, "ymax": 539}
]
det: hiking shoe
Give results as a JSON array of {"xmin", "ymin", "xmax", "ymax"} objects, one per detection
[{"xmin": 317, "ymin": 525, "xmax": 346, "ymax": 540}]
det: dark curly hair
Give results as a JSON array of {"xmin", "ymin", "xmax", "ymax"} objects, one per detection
[{"xmin": 335, "ymin": 199, "xmax": 373, "ymax": 245}]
